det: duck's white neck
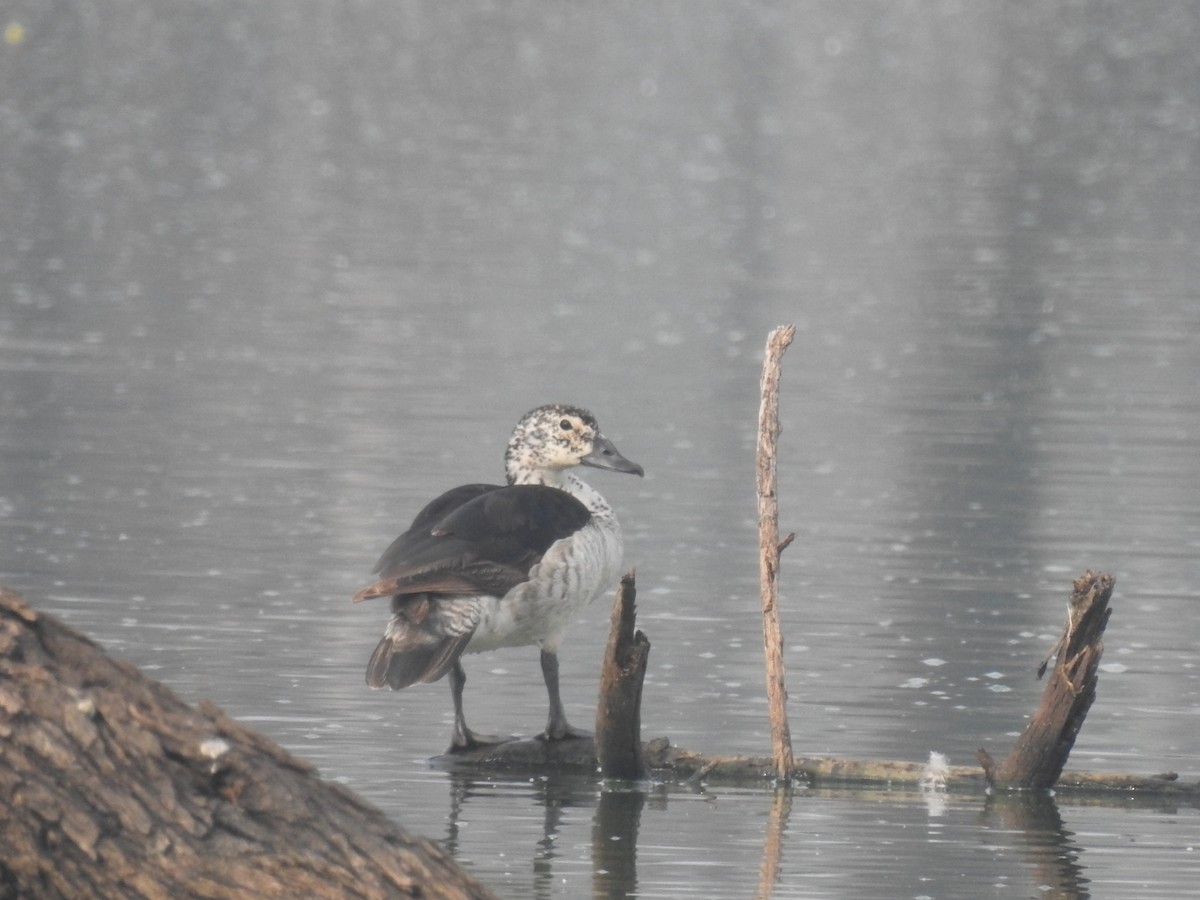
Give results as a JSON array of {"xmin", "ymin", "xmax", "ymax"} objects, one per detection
[{"xmin": 510, "ymin": 468, "xmax": 613, "ymax": 517}]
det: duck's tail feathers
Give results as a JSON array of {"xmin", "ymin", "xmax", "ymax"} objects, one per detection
[{"xmin": 366, "ymin": 629, "xmax": 473, "ymax": 690}]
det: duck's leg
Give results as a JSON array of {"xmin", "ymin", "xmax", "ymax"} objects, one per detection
[
  {"xmin": 447, "ymin": 661, "xmax": 502, "ymax": 752},
  {"xmin": 539, "ymin": 648, "xmax": 591, "ymax": 741}
]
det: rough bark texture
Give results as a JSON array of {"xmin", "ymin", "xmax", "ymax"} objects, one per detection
[
  {"xmin": 594, "ymin": 573, "xmax": 650, "ymax": 781},
  {"xmin": 989, "ymin": 570, "xmax": 1116, "ymax": 790},
  {"xmin": 756, "ymin": 324, "xmax": 797, "ymax": 781},
  {"xmin": 0, "ymin": 587, "xmax": 497, "ymax": 900}
]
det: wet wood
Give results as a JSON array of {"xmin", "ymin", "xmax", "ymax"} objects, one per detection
[
  {"xmin": 983, "ymin": 570, "xmax": 1116, "ymax": 790},
  {"xmin": 661, "ymin": 746, "xmax": 1196, "ymax": 797},
  {"xmin": 440, "ymin": 733, "xmax": 1197, "ymax": 797},
  {"xmin": 594, "ymin": 572, "xmax": 651, "ymax": 781},
  {"xmin": 756, "ymin": 324, "xmax": 797, "ymax": 781},
  {"xmin": 0, "ymin": 587, "xmax": 497, "ymax": 900},
  {"xmin": 431, "ymin": 734, "xmax": 599, "ymax": 772}
]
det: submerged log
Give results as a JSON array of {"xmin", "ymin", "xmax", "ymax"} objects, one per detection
[
  {"xmin": 441, "ymin": 734, "xmax": 1196, "ymax": 797},
  {"xmin": 980, "ymin": 570, "xmax": 1116, "ymax": 790},
  {"xmin": 0, "ymin": 587, "xmax": 496, "ymax": 900}
]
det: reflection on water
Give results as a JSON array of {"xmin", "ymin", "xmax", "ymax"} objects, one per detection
[
  {"xmin": 984, "ymin": 795, "xmax": 1089, "ymax": 900},
  {"xmin": 592, "ymin": 788, "xmax": 644, "ymax": 899},
  {"xmin": 404, "ymin": 772, "xmax": 1193, "ymax": 899},
  {"xmin": 3, "ymin": 1, "xmax": 1200, "ymax": 897}
]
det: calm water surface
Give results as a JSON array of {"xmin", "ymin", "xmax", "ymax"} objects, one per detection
[{"xmin": 3, "ymin": 2, "xmax": 1199, "ymax": 897}]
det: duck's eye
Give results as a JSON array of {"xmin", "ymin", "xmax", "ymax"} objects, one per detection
[{"xmin": 559, "ymin": 419, "xmax": 573, "ymax": 431}]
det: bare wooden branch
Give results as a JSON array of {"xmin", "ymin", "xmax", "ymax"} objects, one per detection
[
  {"xmin": 595, "ymin": 572, "xmax": 651, "ymax": 781},
  {"xmin": 0, "ymin": 587, "xmax": 496, "ymax": 900},
  {"xmin": 992, "ymin": 570, "xmax": 1116, "ymax": 790},
  {"xmin": 756, "ymin": 324, "xmax": 797, "ymax": 781}
]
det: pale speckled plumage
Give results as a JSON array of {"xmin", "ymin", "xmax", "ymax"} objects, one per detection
[
  {"xmin": 355, "ymin": 404, "xmax": 642, "ymax": 750},
  {"xmin": 464, "ymin": 502, "xmax": 624, "ymax": 655}
]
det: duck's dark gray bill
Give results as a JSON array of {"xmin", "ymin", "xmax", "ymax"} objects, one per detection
[{"xmin": 581, "ymin": 435, "xmax": 644, "ymax": 477}]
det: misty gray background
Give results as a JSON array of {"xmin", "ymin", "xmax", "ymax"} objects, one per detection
[{"xmin": 3, "ymin": 3, "xmax": 1198, "ymax": 897}]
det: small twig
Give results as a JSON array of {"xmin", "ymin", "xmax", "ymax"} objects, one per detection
[{"xmin": 682, "ymin": 759, "xmax": 721, "ymax": 788}]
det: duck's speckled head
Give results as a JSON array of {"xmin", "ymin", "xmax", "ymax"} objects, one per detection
[{"xmin": 505, "ymin": 404, "xmax": 643, "ymax": 484}]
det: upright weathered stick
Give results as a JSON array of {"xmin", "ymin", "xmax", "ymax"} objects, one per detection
[
  {"xmin": 756, "ymin": 325, "xmax": 797, "ymax": 781},
  {"xmin": 595, "ymin": 572, "xmax": 651, "ymax": 781}
]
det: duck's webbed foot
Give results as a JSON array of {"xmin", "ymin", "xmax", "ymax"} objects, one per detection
[
  {"xmin": 537, "ymin": 721, "xmax": 592, "ymax": 743},
  {"xmin": 447, "ymin": 724, "xmax": 506, "ymax": 754}
]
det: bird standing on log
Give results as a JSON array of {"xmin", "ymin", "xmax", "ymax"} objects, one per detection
[{"xmin": 353, "ymin": 404, "xmax": 643, "ymax": 751}]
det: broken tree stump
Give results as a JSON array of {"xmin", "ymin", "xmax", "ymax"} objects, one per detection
[
  {"xmin": 978, "ymin": 570, "xmax": 1116, "ymax": 790},
  {"xmin": 0, "ymin": 587, "xmax": 497, "ymax": 900},
  {"xmin": 595, "ymin": 572, "xmax": 651, "ymax": 781}
]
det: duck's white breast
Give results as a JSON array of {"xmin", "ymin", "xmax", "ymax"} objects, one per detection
[{"xmin": 465, "ymin": 514, "xmax": 623, "ymax": 654}]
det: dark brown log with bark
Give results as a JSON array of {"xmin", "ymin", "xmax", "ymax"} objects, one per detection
[
  {"xmin": 980, "ymin": 570, "xmax": 1116, "ymax": 790},
  {"xmin": 594, "ymin": 572, "xmax": 650, "ymax": 781},
  {"xmin": 0, "ymin": 587, "xmax": 497, "ymax": 900}
]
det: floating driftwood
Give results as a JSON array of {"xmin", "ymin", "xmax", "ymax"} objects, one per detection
[{"xmin": 0, "ymin": 587, "xmax": 496, "ymax": 900}]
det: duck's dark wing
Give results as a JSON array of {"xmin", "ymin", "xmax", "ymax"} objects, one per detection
[
  {"xmin": 371, "ymin": 483, "xmax": 502, "ymax": 575},
  {"xmin": 353, "ymin": 484, "xmax": 591, "ymax": 602}
]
